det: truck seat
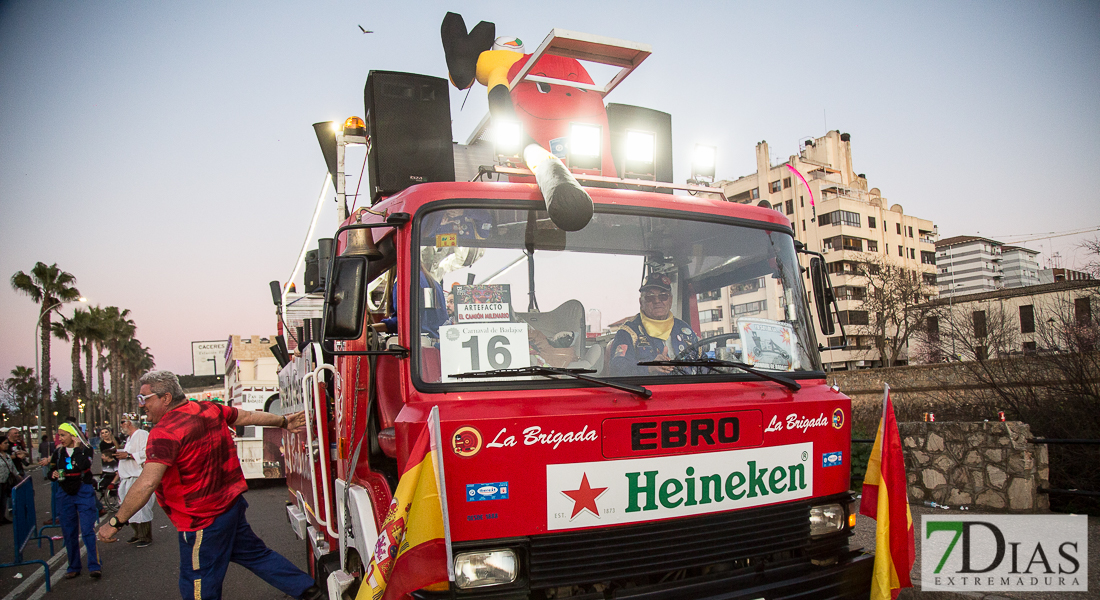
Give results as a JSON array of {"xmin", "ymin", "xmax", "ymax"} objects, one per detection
[
  {"xmin": 377, "ymin": 428, "xmax": 397, "ymax": 458},
  {"xmin": 517, "ymin": 300, "xmax": 603, "ymax": 372},
  {"xmin": 374, "ymin": 354, "xmax": 404, "ymax": 429}
]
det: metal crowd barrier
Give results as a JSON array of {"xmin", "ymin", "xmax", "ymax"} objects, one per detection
[{"xmin": 0, "ymin": 478, "xmax": 53, "ymax": 591}]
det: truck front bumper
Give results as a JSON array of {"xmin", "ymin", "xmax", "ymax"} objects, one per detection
[
  {"xmin": 415, "ymin": 551, "xmax": 874, "ymax": 600},
  {"xmin": 609, "ymin": 550, "xmax": 874, "ymax": 600}
]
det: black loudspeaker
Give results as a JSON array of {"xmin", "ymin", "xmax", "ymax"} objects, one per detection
[
  {"xmin": 304, "ymin": 249, "xmax": 320, "ymax": 292},
  {"xmin": 318, "ymin": 238, "xmax": 333, "ymax": 291},
  {"xmin": 269, "ymin": 280, "xmax": 282, "ymax": 306},
  {"xmin": 365, "ymin": 71, "xmax": 455, "ymax": 202},
  {"xmin": 606, "ymin": 104, "xmax": 674, "ymax": 193}
]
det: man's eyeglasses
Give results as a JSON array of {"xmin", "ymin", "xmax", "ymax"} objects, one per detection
[
  {"xmin": 136, "ymin": 392, "xmax": 160, "ymax": 407},
  {"xmin": 642, "ymin": 292, "xmax": 671, "ymax": 303}
]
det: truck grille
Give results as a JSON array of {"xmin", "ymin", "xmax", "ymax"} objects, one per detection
[{"xmin": 527, "ymin": 500, "xmax": 811, "ymax": 589}]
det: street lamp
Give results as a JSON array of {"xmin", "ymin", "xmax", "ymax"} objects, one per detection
[
  {"xmin": 945, "ymin": 282, "xmax": 964, "ymax": 360},
  {"xmin": 34, "ymin": 297, "xmax": 87, "ymax": 432}
]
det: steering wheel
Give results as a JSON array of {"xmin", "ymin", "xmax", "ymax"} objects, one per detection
[{"xmin": 673, "ymin": 332, "xmax": 742, "ymax": 361}]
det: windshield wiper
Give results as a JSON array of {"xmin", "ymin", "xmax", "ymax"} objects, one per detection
[
  {"xmin": 451, "ymin": 366, "xmax": 652, "ymax": 398},
  {"xmin": 637, "ymin": 359, "xmax": 801, "ymax": 392}
]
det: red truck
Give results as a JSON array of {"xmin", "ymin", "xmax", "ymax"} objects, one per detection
[{"xmin": 275, "ymin": 25, "xmax": 871, "ymax": 600}]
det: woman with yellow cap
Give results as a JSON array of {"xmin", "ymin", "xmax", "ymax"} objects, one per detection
[{"xmin": 47, "ymin": 422, "xmax": 101, "ymax": 579}]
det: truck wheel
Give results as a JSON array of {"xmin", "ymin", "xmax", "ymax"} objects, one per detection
[
  {"xmin": 315, "ymin": 551, "xmax": 340, "ymax": 589},
  {"xmin": 343, "ymin": 549, "xmax": 365, "ymax": 599}
]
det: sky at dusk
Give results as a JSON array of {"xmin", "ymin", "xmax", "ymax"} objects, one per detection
[{"xmin": 2, "ymin": 1, "xmax": 1098, "ymax": 390}]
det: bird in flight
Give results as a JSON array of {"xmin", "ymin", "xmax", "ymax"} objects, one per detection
[{"xmin": 358, "ymin": 25, "xmax": 373, "ymax": 34}]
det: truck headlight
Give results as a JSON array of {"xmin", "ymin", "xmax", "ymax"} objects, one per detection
[
  {"xmin": 454, "ymin": 549, "xmax": 518, "ymax": 589},
  {"xmin": 809, "ymin": 503, "xmax": 845, "ymax": 537}
]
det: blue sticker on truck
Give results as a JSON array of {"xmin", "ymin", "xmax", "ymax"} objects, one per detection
[
  {"xmin": 466, "ymin": 482, "xmax": 509, "ymax": 502},
  {"xmin": 822, "ymin": 451, "xmax": 843, "ymax": 467}
]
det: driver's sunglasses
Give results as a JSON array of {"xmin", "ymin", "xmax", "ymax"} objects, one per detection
[
  {"xmin": 642, "ymin": 292, "xmax": 671, "ymax": 303},
  {"xmin": 136, "ymin": 392, "xmax": 160, "ymax": 407}
]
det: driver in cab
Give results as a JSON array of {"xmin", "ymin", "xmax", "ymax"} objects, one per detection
[{"xmin": 609, "ymin": 273, "xmax": 700, "ymax": 376}]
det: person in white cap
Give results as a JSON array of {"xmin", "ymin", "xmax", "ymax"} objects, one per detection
[{"xmin": 115, "ymin": 418, "xmax": 156, "ymax": 546}]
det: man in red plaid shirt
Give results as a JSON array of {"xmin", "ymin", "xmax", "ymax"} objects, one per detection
[{"xmin": 97, "ymin": 370, "xmax": 326, "ymax": 600}]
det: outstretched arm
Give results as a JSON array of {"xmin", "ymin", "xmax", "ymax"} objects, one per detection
[
  {"xmin": 97, "ymin": 462, "xmax": 168, "ymax": 541},
  {"xmin": 233, "ymin": 409, "xmax": 306, "ymax": 432}
]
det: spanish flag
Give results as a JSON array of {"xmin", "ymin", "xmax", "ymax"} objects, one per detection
[
  {"xmin": 859, "ymin": 384, "xmax": 915, "ymax": 600},
  {"xmin": 358, "ymin": 408, "xmax": 451, "ymax": 600}
]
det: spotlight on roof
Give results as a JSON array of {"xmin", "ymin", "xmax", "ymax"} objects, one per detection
[
  {"xmin": 494, "ymin": 118, "xmax": 524, "ymax": 158},
  {"xmin": 623, "ymin": 130, "xmax": 655, "ymax": 180},
  {"xmin": 569, "ymin": 123, "xmax": 602, "ymax": 171},
  {"xmin": 690, "ymin": 144, "xmax": 716, "ymax": 184}
]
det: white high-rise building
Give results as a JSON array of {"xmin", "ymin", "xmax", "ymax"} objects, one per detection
[
  {"xmin": 1001, "ymin": 246, "xmax": 1041, "ymax": 288},
  {"xmin": 936, "ymin": 236, "xmax": 1004, "ymax": 298}
]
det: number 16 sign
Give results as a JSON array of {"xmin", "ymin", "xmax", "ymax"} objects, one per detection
[{"xmin": 439, "ymin": 323, "xmax": 531, "ymax": 382}]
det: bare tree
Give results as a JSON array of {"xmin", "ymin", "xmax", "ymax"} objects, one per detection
[
  {"xmin": 1080, "ymin": 236, "xmax": 1100, "ymax": 278},
  {"xmin": 847, "ymin": 252, "xmax": 939, "ymax": 367},
  {"xmin": 915, "ymin": 301, "xmax": 1021, "ymax": 363},
  {"xmin": 911, "ymin": 285, "xmax": 1100, "ymax": 509}
]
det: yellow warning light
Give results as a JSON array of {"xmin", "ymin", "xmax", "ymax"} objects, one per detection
[
  {"xmin": 343, "ymin": 116, "xmax": 366, "ymax": 135},
  {"xmin": 849, "ymin": 512, "xmax": 857, "ymax": 528}
]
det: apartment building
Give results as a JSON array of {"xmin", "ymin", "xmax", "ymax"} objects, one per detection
[
  {"xmin": 713, "ymin": 130, "xmax": 937, "ymax": 370},
  {"xmin": 223, "ymin": 334, "xmax": 280, "ymax": 412},
  {"xmin": 223, "ymin": 334, "xmax": 282, "ymax": 479},
  {"xmin": 1001, "ymin": 246, "xmax": 1041, "ymax": 288},
  {"xmin": 912, "ymin": 280, "xmax": 1099, "ymax": 362},
  {"xmin": 935, "ymin": 236, "xmax": 1004, "ymax": 297},
  {"xmin": 1039, "ymin": 267, "xmax": 1095, "ymax": 284}
]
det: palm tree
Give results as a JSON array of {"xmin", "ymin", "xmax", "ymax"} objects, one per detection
[
  {"xmin": 11, "ymin": 262, "xmax": 80, "ymax": 435},
  {"xmin": 51, "ymin": 309, "xmax": 98, "ymax": 422},
  {"xmin": 121, "ymin": 338, "xmax": 155, "ymax": 420},
  {"xmin": 5, "ymin": 366, "xmax": 38, "ymax": 438},
  {"xmin": 49, "ymin": 319, "xmax": 82, "ymax": 420},
  {"xmin": 101, "ymin": 306, "xmax": 135, "ymax": 425},
  {"xmin": 80, "ymin": 308, "xmax": 106, "ymax": 427},
  {"xmin": 88, "ymin": 305, "xmax": 110, "ymax": 425}
]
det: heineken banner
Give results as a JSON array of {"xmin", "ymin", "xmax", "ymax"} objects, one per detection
[{"xmin": 546, "ymin": 443, "xmax": 813, "ymax": 531}]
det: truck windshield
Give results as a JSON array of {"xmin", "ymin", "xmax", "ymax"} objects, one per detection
[{"xmin": 414, "ymin": 205, "xmax": 822, "ymax": 386}]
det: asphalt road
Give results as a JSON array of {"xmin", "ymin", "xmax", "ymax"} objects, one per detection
[{"xmin": 0, "ymin": 467, "xmax": 310, "ymax": 600}]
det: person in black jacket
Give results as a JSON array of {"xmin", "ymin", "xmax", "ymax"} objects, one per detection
[
  {"xmin": 48, "ymin": 422, "xmax": 101, "ymax": 580},
  {"xmin": 0, "ymin": 438, "xmax": 18, "ymax": 524}
]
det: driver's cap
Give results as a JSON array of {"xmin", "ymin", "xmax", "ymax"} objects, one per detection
[{"xmin": 639, "ymin": 273, "xmax": 672, "ymax": 293}]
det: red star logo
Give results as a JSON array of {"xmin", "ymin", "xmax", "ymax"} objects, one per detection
[{"xmin": 561, "ymin": 473, "xmax": 607, "ymax": 519}]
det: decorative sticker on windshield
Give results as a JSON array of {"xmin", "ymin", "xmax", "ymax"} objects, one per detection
[
  {"xmin": 439, "ymin": 323, "xmax": 531, "ymax": 382},
  {"xmin": 453, "ymin": 284, "xmax": 512, "ymax": 323},
  {"xmin": 737, "ymin": 318, "xmax": 799, "ymax": 371}
]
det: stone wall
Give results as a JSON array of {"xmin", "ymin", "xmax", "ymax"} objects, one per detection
[
  {"xmin": 898, "ymin": 421, "xmax": 1049, "ymax": 512},
  {"xmin": 828, "ymin": 352, "xmax": 1100, "ymax": 434}
]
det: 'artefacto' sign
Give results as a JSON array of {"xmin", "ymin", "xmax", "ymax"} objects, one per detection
[{"xmin": 923, "ymin": 514, "xmax": 1087, "ymax": 592}]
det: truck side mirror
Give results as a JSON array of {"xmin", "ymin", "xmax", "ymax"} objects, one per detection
[
  {"xmin": 324, "ymin": 255, "xmax": 368, "ymax": 340},
  {"xmin": 809, "ymin": 256, "xmax": 835, "ymax": 336}
]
